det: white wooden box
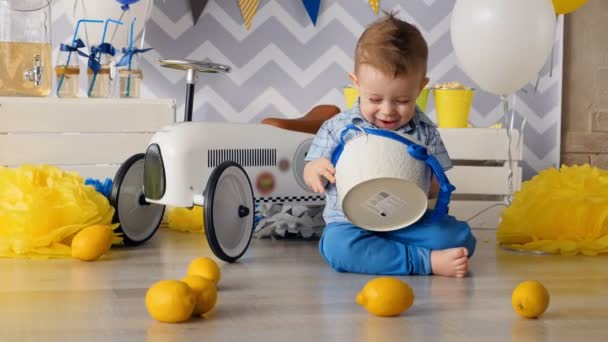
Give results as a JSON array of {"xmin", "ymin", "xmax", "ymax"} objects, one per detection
[
  {"xmin": 0, "ymin": 99, "xmax": 519, "ymax": 230},
  {"xmin": 438, "ymin": 128, "xmax": 522, "ymax": 229},
  {"xmin": 0, "ymin": 97, "xmax": 176, "ymax": 179}
]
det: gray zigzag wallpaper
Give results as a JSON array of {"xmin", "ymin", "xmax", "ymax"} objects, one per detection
[{"xmin": 51, "ymin": 0, "xmax": 564, "ymax": 180}]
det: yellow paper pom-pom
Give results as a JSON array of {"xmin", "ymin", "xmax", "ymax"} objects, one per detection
[
  {"xmin": 497, "ymin": 164, "xmax": 608, "ymax": 256},
  {"xmin": 166, "ymin": 206, "xmax": 205, "ymax": 233},
  {"xmin": 0, "ymin": 164, "xmax": 120, "ymax": 259}
]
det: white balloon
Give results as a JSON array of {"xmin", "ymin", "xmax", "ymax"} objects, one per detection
[
  {"xmin": 60, "ymin": 0, "xmax": 153, "ymax": 49},
  {"xmin": 450, "ymin": 0, "xmax": 556, "ymax": 96}
]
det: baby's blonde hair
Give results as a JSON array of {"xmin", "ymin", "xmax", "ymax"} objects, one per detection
[{"xmin": 355, "ymin": 11, "xmax": 428, "ymax": 78}]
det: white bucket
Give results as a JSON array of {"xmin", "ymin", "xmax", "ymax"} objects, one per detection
[{"xmin": 334, "ymin": 130, "xmax": 432, "ymax": 231}]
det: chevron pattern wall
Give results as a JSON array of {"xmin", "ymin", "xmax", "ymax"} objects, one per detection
[{"xmin": 50, "ymin": 0, "xmax": 563, "ymax": 180}]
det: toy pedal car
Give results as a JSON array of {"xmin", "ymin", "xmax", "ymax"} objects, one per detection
[{"xmin": 110, "ymin": 59, "xmax": 339, "ymax": 262}]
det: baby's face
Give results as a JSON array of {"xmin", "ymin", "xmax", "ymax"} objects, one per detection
[{"xmin": 350, "ymin": 64, "xmax": 428, "ymax": 130}]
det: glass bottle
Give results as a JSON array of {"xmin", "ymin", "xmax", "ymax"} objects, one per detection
[
  {"xmin": 87, "ymin": 50, "xmax": 113, "ymax": 98},
  {"xmin": 119, "ymin": 53, "xmax": 143, "ymax": 98},
  {"xmin": 55, "ymin": 43, "xmax": 81, "ymax": 98},
  {"xmin": 0, "ymin": 0, "xmax": 53, "ymax": 97}
]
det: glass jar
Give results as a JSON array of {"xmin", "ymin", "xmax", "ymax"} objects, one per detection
[
  {"xmin": 0, "ymin": 0, "xmax": 52, "ymax": 97},
  {"xmin": 55, "ymin": 46, "xmax": 81, "ymax": 98},
  {"xmin": 119, "ymin": 54, "xmax": 143, "ymax": 98},
  {"xmin": 87, "ymin": 51, "xmax": 113, "ymax": 98}
]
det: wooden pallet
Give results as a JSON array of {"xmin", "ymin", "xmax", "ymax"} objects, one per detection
[
  {"xmin": 0, "ymin": 97, "xmax": 176, "ymax": 180},
  {"xmin": 438, "ymin": 128, "xmax": 522, "ymax": 228},
  {"xmin": 0, "ymin": 97, "xmax": 520, "ymax": 229}
]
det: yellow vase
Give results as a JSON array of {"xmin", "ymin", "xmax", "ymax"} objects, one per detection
[{"xmin": 433, "ymin": 88, "xmax": 474, "ymax": 128}]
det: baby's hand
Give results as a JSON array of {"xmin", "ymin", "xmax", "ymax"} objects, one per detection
[{"xmin": 303, "ymin": 158, "xmax": 336, "ymax": 193}]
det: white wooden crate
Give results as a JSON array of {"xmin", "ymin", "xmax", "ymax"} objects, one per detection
[
  {"xmin": 438, "ymin": 128, "xmax": 522, "ymax": 229},
  {"xmin": 0, "ymin": 97, "xmax": 176, "ymax": 179},
  {"xmin": 0, "ymin": 99, "xmax": 519, "ymax": 229}
]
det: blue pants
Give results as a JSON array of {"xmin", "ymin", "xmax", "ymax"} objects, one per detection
[{"xmin": 318, "ymin": 211, "xmax": 477, "ymax": 275}]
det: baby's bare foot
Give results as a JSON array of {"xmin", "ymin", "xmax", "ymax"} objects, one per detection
[{"xmin": 431, "ymin": 247, "xmax": 469, "ymax": 277}]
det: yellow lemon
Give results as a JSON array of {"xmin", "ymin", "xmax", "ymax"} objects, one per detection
[
  {"xmin": 512, "ymin": 280, "xmax": 550, "ymax": 318},
  {"xmin": 181, "ymin": 275, "xmax": 218, "ymax": 315},
  {"xmin": 145, "ymin": 280, "xmax": 195, "ymax": 323},
  {"xmin": 356, "ymin": 277, "xmax": 414, "ymax": 317},
  {"xmin": 71, "ymin": 224, "xmax": 114, "ymax": 261},
  {"xmin": 187, "ymin": 257, "xmax": 221, "ymax": 285}
]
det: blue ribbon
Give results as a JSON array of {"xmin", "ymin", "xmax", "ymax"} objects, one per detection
[
  {"xmin": 331, "ymin": 124, "xmax": 456, "ymax": 225},
  {"xmin": 115, "ymin": 47, "xmax": 153, "ymax": 67},
  {"xmin": 59, "ymin": 38, "xmax": 89, "ymax": 58},
  {"xmin": 88, "ymin": 43, "xmax": 117, "ymax": 73}
]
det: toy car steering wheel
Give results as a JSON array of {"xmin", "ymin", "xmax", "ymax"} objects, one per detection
[{"xmin": 159, "ymin": 59, "xmax": 230, "ymax": 122}]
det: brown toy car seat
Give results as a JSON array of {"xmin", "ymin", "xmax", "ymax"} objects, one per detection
[{"xmin": 261, "ymin": 105, "xmax": 341, "ymax": 134}]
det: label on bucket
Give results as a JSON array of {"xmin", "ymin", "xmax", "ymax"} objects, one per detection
[{"xmin": 364, "ymin": 192, "xmax": 406, "ymax": 218}]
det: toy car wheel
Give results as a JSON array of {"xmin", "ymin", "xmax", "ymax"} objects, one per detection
[
  {"xmin": 111, "ymin": 153, "xmax": 165, "ymax": 246},
  {"xmin": 204, "ymin": 161, "xmax": 255, "ymax": 263}
]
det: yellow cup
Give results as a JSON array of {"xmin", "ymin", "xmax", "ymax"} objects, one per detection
[
  {"xmin": 344, "ymin": 86, "xmax": 358, "ymax": 109},
  {"xmin": 343, "ymin": 87, "xmax": 431, "ymax": 112},
  {"xmin": 416, "ymin": 87, "xmax": 430, "ymax": 112},
  {"xmin": 433, "ymin": 88, "xmax": 474, "ymax": 128}
]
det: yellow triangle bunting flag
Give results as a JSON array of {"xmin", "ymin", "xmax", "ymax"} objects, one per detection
[
  {"xmin": 237, "ymin": 0, "xmax": 261, "ymax": 30},
  {"xmin": 368, "ymin": 0, "xmax": 379, "ymax": 15}
]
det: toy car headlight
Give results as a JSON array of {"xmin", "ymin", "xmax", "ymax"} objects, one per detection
[{"xmin": 144, "ymin": 144, "xmax": 166, "ymax": 200}]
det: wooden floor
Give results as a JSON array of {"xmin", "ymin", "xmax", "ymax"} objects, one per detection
[{"xmin": 1, "ymin": 228, "xmax": 607, "ymax": 341}]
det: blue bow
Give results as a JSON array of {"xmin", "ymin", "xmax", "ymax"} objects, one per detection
[
  {"xmin": 88, "ymin": 43, "xmax": 117, "ymax": 73},
  {"xmin": 59, "ymin": 38, "xmax": 89, "ymax": 58},
  {"xmin": 116, "ymin": 47, "xmax": 153, "ymax": 67}
]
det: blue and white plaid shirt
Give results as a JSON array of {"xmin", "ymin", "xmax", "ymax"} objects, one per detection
[{"xmin": 305, "ymin": 99, "xmax": 453, "ymax": 224}]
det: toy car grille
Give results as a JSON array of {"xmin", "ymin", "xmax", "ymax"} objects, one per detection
[{"xmin": 208, "ymin": 148, "xmax": 277, "ymax": 168}]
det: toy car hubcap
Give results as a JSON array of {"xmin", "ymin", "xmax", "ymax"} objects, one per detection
[
  {"xmin": 111, "ymin": 154, "xmax": 165, "ymax": 245},
  {"xmin": 204, "ymin": 161, "xmax": 254, "ymax": 262}
]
